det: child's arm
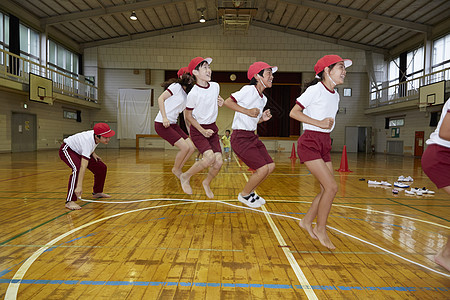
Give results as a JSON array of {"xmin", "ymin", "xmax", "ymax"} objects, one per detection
[
  {"xmin": 74, "ymin": 157, "xmax": 89, "ymax": 198},
  {"xmin": 289, "ymin": 104, "xmax": 334, "ymax": 129},
  {"xmin": 439, "ymin": 111, "xmax": 450, "ymax": 141},
  {"xmin": 224, "ymin": 97, "xmax": 260, "ymax": 117},
  {"xmin": 185, "ymin": 109, "xmax": 214, "ymax": 137},
  {"xmin": 157, "ymin": 90, "xmax": 172, "ymax": 128}
]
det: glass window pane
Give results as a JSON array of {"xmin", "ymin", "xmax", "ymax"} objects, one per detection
[{"xmin": 19, "ymin": 24, "xmax": 29, "ymax": 52}]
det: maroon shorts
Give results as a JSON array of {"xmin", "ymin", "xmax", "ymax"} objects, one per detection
[
  {"xmin": 297, "ymin": 130, "xmax": 332, "ymax": 163},
  {"xmin": 190, "ymin": 123, "xmax": 221, "ymax": 154},
  {"xmin": 155, "ymin": 122, "xmax": 188, "ymax": 146},
  {"xmin": 231, "ymin": 130, "xmax": 273, "ymax": 170},
  {"xmin": 421, "ymin": 144, "xmax": 450, "ymax": 189}
]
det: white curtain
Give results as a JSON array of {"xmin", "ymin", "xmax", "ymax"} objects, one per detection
[{"xmin": 117, "ymin": 89, "xmax": 152, "ymax": 139}]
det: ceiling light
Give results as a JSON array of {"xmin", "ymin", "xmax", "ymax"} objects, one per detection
[
  {"xmin": 198, "ymin": 8, "xmax": 206, "ymax": 23},
  {"xmin": 130, "ymin": 11, "xmax": 137, "ymax": 21},
  {"xmin": 335, "ymin": 15, "xmax": 342, "ymax": 23}
]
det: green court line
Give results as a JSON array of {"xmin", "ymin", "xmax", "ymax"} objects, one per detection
[
  {"xmin": 0, "ymin": 202, "xmax": 91, "ymax": 246},
  {"xmin": 387, "ymin": 198, "xmax": 449, "ymax": 222}
]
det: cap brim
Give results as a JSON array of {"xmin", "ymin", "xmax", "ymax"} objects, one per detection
[
  {"xmin": 204, "ymin": 57, "xmax": 212, "ymax": 64},
  {"xmin": 343, "ymin": 59, "xmax": 352, "ymax": 68},
  {"xmin": 102, "ymin": 130, "xmax": 115, "ymax": 137},
  {"xmin": 271, "ymin": 66, "xmax": 278, "ymax": 73}
]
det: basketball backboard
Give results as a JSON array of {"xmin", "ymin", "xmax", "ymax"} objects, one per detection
[
  {"xmin": 29, "ymin": 73, "xmax": 53, "ymax": 105},
  {"xmin": 419, "ymin": 81, "xmax": 445, "ymax": 111}
]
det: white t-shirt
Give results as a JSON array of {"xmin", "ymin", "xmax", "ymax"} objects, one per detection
[
  {"xmin": 63, "ymin": 130, "xmax": 98, "ymax": 159},
  {"xmin": 296, "ymin": 82, "xmax": 339, "ymax": 133},
  {"xmin": 186, "ymin": 82, "xmax": 220, "ymax": 125},
  {"xmin": 230, "ymin": 85, "xmax": 267, "ymax": 131},
  {"xmin": 155, "ymin": 83, "xmax": 187, "ymax": 124},
  {"xmin": 426, "ymin": 99, "xmax": 450, "ymax": 148}
]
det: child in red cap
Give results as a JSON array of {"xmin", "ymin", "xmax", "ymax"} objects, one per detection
[
  {"xmin": 289, "ymin": 54, "xmax": 352, "ymax": 249},
  {"xmin": 421, "ymin": 98, "xmax": 450, "ymax": 271},
  {"xmin": 180, "ymin": 57, "xmax": 224, "ymax": 198},
  {"xmin": 155, "ymin": 67, "xmax": 195, "ymax": 179},
  {"xmin": 59, "ymin": 123, "xmax": 115, "ymax": 210},
  {"xmin": 224, "ymin": 61, "xmax": 277, "ymax": 208}
]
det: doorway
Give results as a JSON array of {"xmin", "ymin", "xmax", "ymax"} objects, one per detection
[
  {"xmin": 345, "ymin": 126, "xmax": 372, "ymax": 153},
  {"xmin": 414, "ymin": 131, "xmax": 424, "ymax": 156},
  {"xmin": 11, "ymin": 112, "xmax": 37, "ymax": 152}
]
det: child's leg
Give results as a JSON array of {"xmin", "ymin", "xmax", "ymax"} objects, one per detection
[
  {"xmin": 303, "ymin": 159, "xmax": 337, "ymax": 249},
  {"xmin": 87, "ymin": 157, "xmax": 110, "ymax": 198},
  {"xmin": 180, "ymin": 149, "xmax": 215, "ymax": 194},
  {"xmin": 202, "ymin": 152, "xmax": 223, "ymax": 198},
  {"xmin": 242, "ymin": 162, "xmax": 275, "ymax": 196},
  {"xmin": 435, "ymin": 238, "xmax": 450, "ymax": 272},
  {"xmin": 172, "ymin": 138, "xmax": 195, "ymax": 178}
]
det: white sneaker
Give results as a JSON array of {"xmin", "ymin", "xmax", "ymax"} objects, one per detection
[
  {"xmin": 405, "ymin": 190, "xmax": 415, "ymax": 195},
  {"xmin": 394, "ymin": 182, "xmax": 410, "ymax": 188},
  {"xmin": 238, "ymin": 193, "xmax": 261, "ymax": 208},
  {"xmin": 381, "ymin": 181, "xmax": 392, "ymax": 186},
  {"xmin": 398, "ymin": 175, "xmax": 406, "ymax": 182},
  {"xmin": 404, "ymin": 176, "xmax": 414, "ymax": 182},
  {"xmin": 251, "ymin": 192, "xmax": 266, "ymax": 205},
  {"xmin": 416, "ymin": 191, "xmax": 423, "ymax": 196},
  {"xmin": 368, "ymin": 180, "xmax": 382, "ymax": 185},
  {"xmin": 411, "ymin": 187, "xmax": 421, "ymax": 193}
]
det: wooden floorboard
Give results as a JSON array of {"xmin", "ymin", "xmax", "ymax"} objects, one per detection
[{"xmin": 0, "ymin": 149, "xmax": 449, "ymax": 299}]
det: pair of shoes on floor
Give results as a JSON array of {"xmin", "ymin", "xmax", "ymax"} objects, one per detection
[
  {"xmin": 368, "ymin": 180, "xmax": 391, "ymax": 186},
  {"xmin": 405, "ymin": 187, "xmax": 434, "ymax": 196},
  {"xmin": 238, "ymin": 192, "xmax": 265, "ymax": 208},
  {"xmin": 394, "ymin": 182, "xmax": 410, "ymax": 188},
  {"xmin": 398, "ymin": 175, "xmax": 413, "ymax": 182},
  {"xmin": 392, "ymin": 188, "xmax": 399, "ymax": 194}
]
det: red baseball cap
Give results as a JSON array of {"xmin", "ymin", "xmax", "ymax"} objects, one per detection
[
  {"xmin": 188, "ymin": 57, "xmax": 212, "ymax": 75},
  {"xmin": 93, "ymin": 123, "xmax": 115, "ymax": 137},
  {"xmin": 314, "ymin": 55, "xmax": 352, "ymax": 75},
  {"xmin": 247, "ymin": 62, "xmax": 278, "ymax": 80},
  {"xmin": 177, "ymin": 67, "xmax": 189, "ymax": 78}
]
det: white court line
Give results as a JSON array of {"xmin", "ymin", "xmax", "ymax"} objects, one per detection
[
  {"xmin": 4, "ymin": 201, "xmax": 193, "ymax": 300},
  {"xmin": 6, "ymin": 197, "xmax": 450, "ymax": 299},
  {"xmin": 240, "ymin": 171, "xmax": 318, "ymax": 299}
]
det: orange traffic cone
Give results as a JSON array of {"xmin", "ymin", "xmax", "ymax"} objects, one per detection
[
  {"xmin": 289, "ymin": 143, "xmax": 297, "ymax": 159},
  {"xmin": 336, "ymin": 145, "xmax": 352, "ymax": 172}
]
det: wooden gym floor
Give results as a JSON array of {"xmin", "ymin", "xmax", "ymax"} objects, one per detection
[{"xmin": 0, "ymin": 148, "xmax": 449, "ymax": 299}]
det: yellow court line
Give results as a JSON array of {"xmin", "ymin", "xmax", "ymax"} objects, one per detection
[{"xmin": 241, "ymin": 171, "xmax": 318, "ymax": 299}]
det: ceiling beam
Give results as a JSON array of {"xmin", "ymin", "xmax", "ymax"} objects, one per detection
[
  {"xmin": 41, "ymin": 0, "xmax": 187, "ymax": 26},
  {"xmin": 81, "ymin": 20, "xmax": 216, "ymax": 49},
  {"xmin": 253, "ymin": 21, "xmax": 388, "ymax": 55},
  {"xmin": 283, "ymin": 0, "xmax": 431, "ymax": 34}
]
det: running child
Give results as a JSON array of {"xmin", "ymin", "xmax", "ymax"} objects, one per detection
[
  {"xmin": 289, "ymin": 55, "xmax": 352, "ymax": 249},
  {"xmin": 180, "ymin": 57, "xmax": 224, "ymax": 198},
  {"xmin": 224, "ymin": 61, "xmax": 277, "ymax": 208},
  {"xmin": 59, "ymin": 123, "xmax": 115, "ymax": 210},
  {"xmin": 421, "ymin": 98, "xmax": 450, "ymax": 271},
  {"xmin": 221, "ymin": 129, "xmax": 232, "ymax": 161},
  {"xmin": 155, "ymin": 66, "xmax": 195, "ymax": 179}
]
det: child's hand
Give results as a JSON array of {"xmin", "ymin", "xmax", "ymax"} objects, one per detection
[
  {"xmin": 218, "ymin": 96, "xmax": 224, "ymax": 107},
  {"xmin": 246, "ymin": 108, "xmax": 260, "ymax": 117},
  {"xmin": 318, "ymin": 117, "xmax": 334, "ymax": 129},
  {"xmin": 202, "ymin": 129, "xmax": 214, "ymax": 138},
  {"xmin": 261, "ymin": 109, "xmax": 272, "ymax": 121},
  {"xmin": 162, "ymin": 117, "xmax": 170, "ymax": 128}
]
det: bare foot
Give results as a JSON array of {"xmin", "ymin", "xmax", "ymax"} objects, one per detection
[
  {"xmin": 202, "ymin": 180, "xmax": 214, "ymax": 199},
  {"xmin": 172, "ymin": 168, "xmax": 182, "ymax": 179},
  {"xmin": 313, "ymin": 227, "xmax": 336, "ymax": 250},
  {"xmin": 434, "ymin": 249, "xmax": 450, "ymax": 272},
  {"xmin": 299, "ymin": 219, "xmax": 318, "ymax": 240},
  {"xmin": 180, "ymin": 173, "xmax": 192, "ymax": 194},
  {"xmin": 65, "ymin": 201, "xmax": 81, "ymax": 210},
  {"xmin": 92, "ymin": 193, "xmax": 111, "ymax": 198}
]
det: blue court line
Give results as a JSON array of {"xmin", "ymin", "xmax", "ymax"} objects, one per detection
[{"xmin": 0, "ymin": 278, "xmax": 448, "ymax": 292}]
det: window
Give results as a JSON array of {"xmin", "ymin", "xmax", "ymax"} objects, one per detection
[
  {"xmin": 47, "ymin": 39, "xmax": 80, "ymax": 88},
  {"xmin": 432, "ymin": 33, "xmax": 450, "ymax": 72},
  {"xmin": 406, "ymin": 47, "xmax": 424, "ymax": 91},
  {"xmin": 63, "ymin": 109, "xmax": 77, "ymax": 120},
  {"xmin": 388, "ymin": 58, "xmax": 399, "ymax": 99},
  {"xmin": 0, "ymin": 12, "xmax": 9, "ymax": 65},
  {"xmin": 389, "ymin": 118, "xmax": 404, "ymax": 127},
  {"xmin": 19, "ymin": 23, "xmax": 40, "ymax": 72}
]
